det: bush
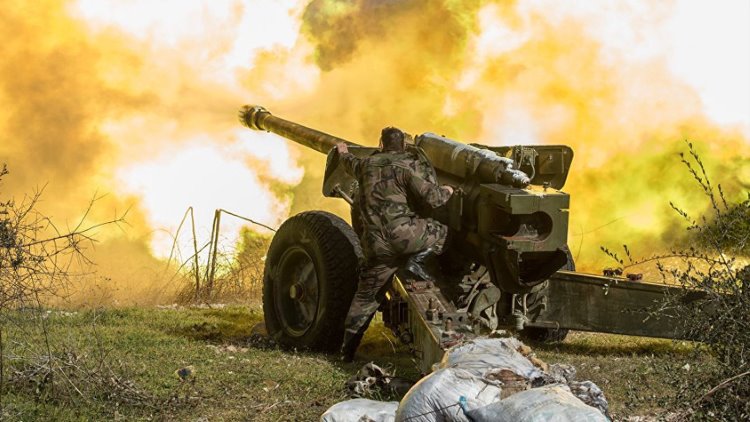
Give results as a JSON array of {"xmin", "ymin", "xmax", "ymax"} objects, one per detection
[
  {"xmin": 604, "ymin": 143, "xmax": 749, "ymax": 420},
  {"xmin": 0, "ymin": 165, "xmax": 175, "ymax": 418}
]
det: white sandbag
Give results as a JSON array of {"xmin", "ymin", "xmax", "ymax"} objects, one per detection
[
  {"xmin": 438, "ymin": 338, "xmax": 542, "ymax": 381},
  {"xmin": 320, "ymin": 399, "xmax": 399, "ymax": 422},
  {"xmin": 464, "ymin": 384, "xmax": 608, "ymax": 422},
  {"xmin": 395, "ymin": 368, "xmax": 502, "ymax": 422}
]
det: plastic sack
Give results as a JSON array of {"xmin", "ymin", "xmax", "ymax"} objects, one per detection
[
  {"xmin": 346, "ymin": 362, "xmax": 414, "ymax": 398},
  {"xmin": 395, "ymin": 367, "xmax": 502, "ymax": 422},
  {"xmin": 464, "ymin": 384, "xmax": 608, "ymax": 422},
  {"xmin": 320, "ymin": 399, "xmax": 399, "ymax": 422},
  {"xmin": 438, "ymin": 338, "xmax": 542, "ymax": 381},
  {"xmin": 569, "ymin": 381, "xmax": 610, "ymax": 419}
]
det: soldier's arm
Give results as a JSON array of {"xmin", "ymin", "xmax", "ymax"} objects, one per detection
[
  {"xmin": 337, "ymin": 143, "xmax": 361, "ymax": 177},
  {"xmin": 406, "ymin": 170, "xmax": 453, "ymax": 209}
]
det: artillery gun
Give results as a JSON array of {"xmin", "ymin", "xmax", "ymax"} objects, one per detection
[{"xmin": 240, "ymin": 105, "xmax": 693, "ymax": 372}]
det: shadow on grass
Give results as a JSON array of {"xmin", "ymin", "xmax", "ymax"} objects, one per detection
[
  {"xmin": 320, "ymin": 322, "xmax": 420, "ymax": 402},
  {"xmin": 173, "ymin": 308, "xmax": 419, "ymax": 375},
  {"xmin": 528, "ymin": 331, "xmax": 697, "ymax": 357},
  {"xmin": 171, "ymin": 306, "xmax": 696, "ymax": 368},
  {"xmin": 175, "ymin": 307, "xmax": 263, "ymax": 343}
]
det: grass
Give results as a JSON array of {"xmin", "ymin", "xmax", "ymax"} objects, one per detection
[
  {"xmin": 533, "ymin": 332, "xmax": 716, "ymax": 419},
  {"xmin": 0, "ymin": 306, "xmax": 713, "ymax": 421}
]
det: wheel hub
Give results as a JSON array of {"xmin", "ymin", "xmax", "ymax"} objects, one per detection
[
  {"xmin": 289, "ymin": 283, "xmax": 305, "ymax": 300},
  {"xmin": 274, "ymin": 247, "xmax": 320, "ymax": 338}
]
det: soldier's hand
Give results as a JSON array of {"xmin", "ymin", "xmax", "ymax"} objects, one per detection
[
  {"xmin": 442, "ymin": 185, "xmax": 454, "ymax": 196},
  {"xmin": 336, "ymin": 143, "xmax": 349, "ymax": 154}
]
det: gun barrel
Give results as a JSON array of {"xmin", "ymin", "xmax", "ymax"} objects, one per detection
[
  {"xmin": 239, "ymin": 105, "xmax": 529, "ymax": 187},
  {"xmin": 239, "ymin": 105, "xmax": 354, "ymax": 154}
]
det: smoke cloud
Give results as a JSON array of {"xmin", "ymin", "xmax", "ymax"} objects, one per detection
[
  {"xmin": 0, "ymin": 0, "xmax": 747, "ymax": 305},
  {"xmin": 0, "ymin": 0, "xmax": 304, "ymax": 305},
  {"xmin": 275, "ymin": 0, "xmax": 750, "ymax": 269}
]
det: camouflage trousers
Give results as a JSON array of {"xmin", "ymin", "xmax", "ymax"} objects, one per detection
[{"xmin": 342, "ymin": 217, "xmax": 447, "ymax": 351}]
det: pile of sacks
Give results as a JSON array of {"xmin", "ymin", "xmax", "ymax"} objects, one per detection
[{"xmin": 321, "ymin": 337, "xmax": 610, "ymax": 422}]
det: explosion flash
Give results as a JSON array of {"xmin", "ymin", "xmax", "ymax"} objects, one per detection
[{"xmin": 0, "ymin": 0, "xmax": 747, "ymax": 304}]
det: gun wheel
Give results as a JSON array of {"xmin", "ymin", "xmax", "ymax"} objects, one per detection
[{"xmin": 262, "ymin": 211, "xmax": 362, "ymax": 352}]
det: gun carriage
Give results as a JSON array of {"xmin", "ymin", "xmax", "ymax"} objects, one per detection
[{"xmin": 240, "ymin": 105, "xmax": 695, "ymax": 372}]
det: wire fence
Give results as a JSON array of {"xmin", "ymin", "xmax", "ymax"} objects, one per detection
[{"xmin": 165, "ymin": 207, "xmax": 275, "ymax": 305}]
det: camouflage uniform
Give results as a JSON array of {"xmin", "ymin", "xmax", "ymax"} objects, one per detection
[{"xmin": 340, "ymin": 150, "xmax": 452, "ymax": 351}]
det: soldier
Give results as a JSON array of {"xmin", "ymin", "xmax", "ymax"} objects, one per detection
[{"xmin": 336, "ymin": 127, "xmax": 454, "ymax": 361}]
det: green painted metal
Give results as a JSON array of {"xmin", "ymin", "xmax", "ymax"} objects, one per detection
[
  {"xmin": 525, "ymin": 271, "xmax": 702, "ymax": 339},
  {"xmin": 239, "ymin": 105, "xmax": 702, "ymax": 369}
]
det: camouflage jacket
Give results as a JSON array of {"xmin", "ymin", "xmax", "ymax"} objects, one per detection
[{"xmin": 340, "ymin": 150, "xmax": 451, "ymax": 256}]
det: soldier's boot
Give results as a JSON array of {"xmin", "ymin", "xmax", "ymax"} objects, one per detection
[
  {"xmin": 340, "ymin": 329, "xmax": 365, "ymax": 363},
  {"xmin": 340, "ymin": 312, "xmax": 376, "ymax": 362},
  {"xmin": 404, "ymin": 248, "xmax": 438, "ymax": 282}
]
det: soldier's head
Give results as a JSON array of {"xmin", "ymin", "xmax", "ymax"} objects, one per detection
[{"xmin": 380, "ymin": 127, "xmax": 405, "ymax": 152}]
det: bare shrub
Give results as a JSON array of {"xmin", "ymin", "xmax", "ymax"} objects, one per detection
[
  {"xmin": 0, "ymin": 165, "xmax": 105, "ymax": 309},
  {"xmin": 8, "ymin": 343, "xmax": 157, "ymax": 407},
  {"xmin": 602, "ymin": 143, "xmax": 749, "ymax": 420},
  {"xmin": 0, "ymin": 165, "xmax": 189, "ymax": 418}
]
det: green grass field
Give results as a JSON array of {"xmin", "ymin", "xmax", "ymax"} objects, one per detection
[{"xmin": 0, "ymin": 306, "xmax": 714, "ymax": 421}]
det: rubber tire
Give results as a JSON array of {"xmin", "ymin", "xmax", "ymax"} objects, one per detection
[
  {"xmin": 522, "ymin": 245, "xmax": 575, "ymax": 343},
  {"xmin": 262, "ymin": 211, "xmax": 361, "ymax": 352}
]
